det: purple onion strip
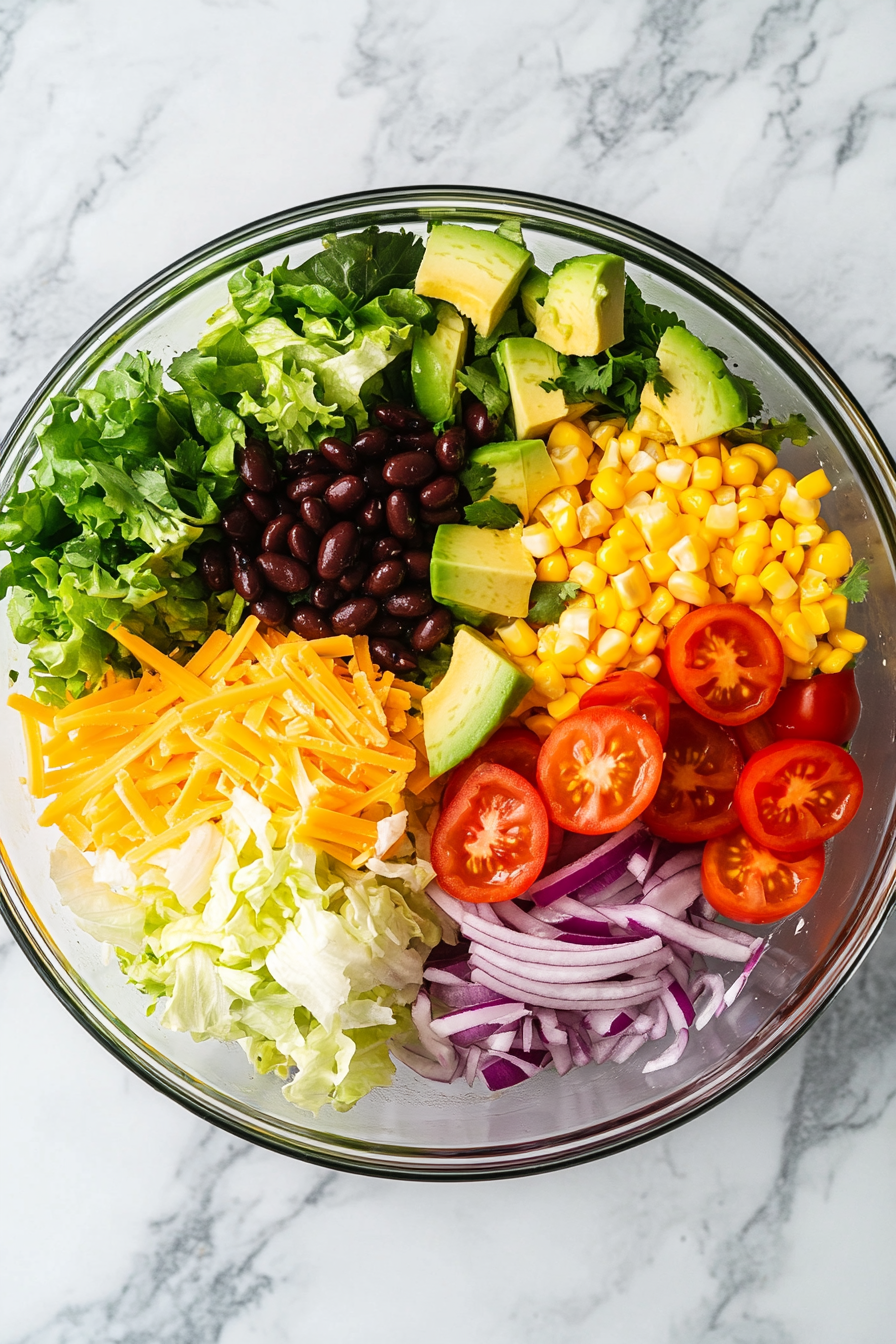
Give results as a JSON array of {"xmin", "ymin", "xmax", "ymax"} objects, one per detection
[
  {"xmin": 643, "ymin": 1026, "xmax": 690, "ymax": 1073},
  {"xmin": 526, "ymin": 820, "xmax": 646, "ymax": 906},
  {"xmin": 594, "ymin": 904, "xmax": 754, "ymax": 962}
]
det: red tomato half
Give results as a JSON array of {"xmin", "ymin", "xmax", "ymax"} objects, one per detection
[
  {"xmin": 702, "ymin": 826, "xmax": 825, "ymax": 924},
  {"xmin": 734, "ymin": 739, "xmax": 864, "ymax": 854},
  {"xmin": 580, "ymin": 669, "xmax": 671, "ymax": 745},
  {"xmin": 432, "ymin": 763, "xmax": 549, "ymax": 903},
  {"xmin": 767, "ymin": 669, "xmax": 861, "ymax": 745},
  {"xmin": 666, "ymin": 604, "xmax": 784, "ymax": 725},
  {"xmin": 643, "ymin": 702, "xmax": 743, "ymax": 843},
  {"xmin": 537, "ymin": 707, "xmax": 663, "ymax": 835},
  {"xmin": 733, "ymin": 713, "xmax": 777, "ymax": 762},
  {"xmin": 441, "ymin": 726, "xmax": 542, "ymax": 810}
]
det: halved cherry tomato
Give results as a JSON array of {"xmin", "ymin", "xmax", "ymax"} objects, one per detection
[
  {"xmin": 735, "ymin": 738, "xmax": 863, "ymax": 854},
  {"xmin": 643, "ymin": 702, "xmax": 743, "ymax": 842},
  {"xmin": 733, "ymin": 713, "xmax": 777, "ymax": 762},
  {"xmin": 432, "ymin": 763, "xmax": 549, "ymax": 903},
  {"xmin": 767, "ymin": 668, "xmax": 861, "ymax": 745},
  {"xmin": 580, "ymin": 669, "xmax": 670, "ymax": 745},
  {"xmin": 666, "ymin": 604, "xmax": 783, "ymax": 725},
  {"xmin": 702, "ymin": 826, "xmax": 825, "ymax": 924},
  {"xmin": 441, "ymin": 725, "xmax": 542, "ymax": 810},
  {"xmin": 536, "ymin": 706, "xmax": 663, "ymax": 835}
]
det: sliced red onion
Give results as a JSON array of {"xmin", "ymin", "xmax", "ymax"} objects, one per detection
[
  {"xmin": 592, "ymin": 1036, "xmax": 620, "ymax": 1063},
  {"xmin": 464, "ymin": 1044, "xmax": 481, "ymax": 1086},
  {"xmin": 482, "ymin": 1026, "xmax": 518, "ymax": 1052},
  {"xmin": 530, "ymin": 894, "xmax": 616, "ymax": 925},
  {"xmin": 494, "ymin": 901, "xmax": 562, "ymax": 939},
  {"xmin": 639, "ymin": 865, "xmax": 703, "ymax": 918},
  {"xmin": 690, "ymin": 971, "xmax": 725, "ymax": 1029},
  {"xmin": 471, "ymin": 941, "xmax": 672, "ymax": 986},
  {"xmin": 471, "ymin": 964, "xmax": 665, "ymax": 1009},
  {"xmin": 429, "ymin": 1000, "xmax": 528, "ymax": 1039},
  {"xmin": 391, "ymin": 991, "xmax": 458, "ymax": 1081},
  {"xmin": 427, "ymin": 884, "xmax": 468, "ymax": 925},
  {"xmin": 625, "ymin": 833, "xmax": 657, "ymax": 885},
  {"xmin": 423, "ymin": 964, "xmax": 472, "ymax": 985},
  {"xmin": 723, "ymin": 939, "xmax": 765, "ymax": 1007},
  {"xmin": 691, "ymin": 914, "xmax": 755, "ymax": 947},
  {"xmin": 642, "ymin": 846, "xmax": 703, "ymax": 894},
  {"xmin": 427, "ymin": 980, "xmax": 504, "ymax": 1009},
  {"xmin": 642, "ymin": 1027, "xmax": 689, "ymax": 1073},
  {"xmin": 585, "ymin": 1008, "xmax": 635, "ymax": 1037},
  {"xmin": 593, "ymin": 904, "xmax": 754, "ymax": 962},
  {"xmin": 567, "ymin": 1023, "xmax": 592, "ymax": 1069},
  {"xmin": 480, "ymin": 1055, "xmax": 533, "ymax": 1090},
  {"xmin": 661, "ymin": 973, "xmax": 696, "ymax": 1029},
  {"xmin": 526, "ymin": 821, "xmax": 646, "ymax": 906},
  {"xmin": 578, "ymin": 872, "xmax": 642, "ymax": 908},
  {"xmin": 691, "ymin": 896, "xmax": 718, "ymax": 922},
  {"xmin": 466, "ymin": 924, "xmax": 663, "ymax": 966},
  {"xmin": 611, "ymin": 1032, "xmax": 648, "ymax": 1063},
  {"xmin": 666, "ymin": 952, "xmax": 692, "ymax": 990}
]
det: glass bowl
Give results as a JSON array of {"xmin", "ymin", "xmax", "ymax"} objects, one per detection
[{"xmin": 2, "ymin": 187, "xmax": 895, "ymax": 1180}]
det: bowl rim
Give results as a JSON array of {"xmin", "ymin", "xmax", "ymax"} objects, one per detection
[{"xmin": 2, "ymin": 183, "xmax": 895, "ymax": 1180}]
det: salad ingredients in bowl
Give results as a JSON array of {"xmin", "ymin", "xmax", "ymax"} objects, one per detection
[{"xmin": 0, "ymin": 190, "xmax": 890, "ymax": 1176}]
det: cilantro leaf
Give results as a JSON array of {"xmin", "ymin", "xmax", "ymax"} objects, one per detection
[
  {"xmin": 456, "ymin": 360, "xmax": 509, "ymax": 421},
  {"xmin": 463, "ymin": 497, "xmax": 522, "ymax": 529},
  {"xmin": 527, "ymin": 580, "xmax": 581, "ymax": 624},
  {"xmin": 417, "ymin": 641, "xmax": 454, "ymax": 688},
  {"xmin": 835, "ymin": 559, "xmax": 871, "ymax": 603},
  {"xmin": 459, "ymin": 460, "xmax": 496, "ymax": 502},
  {"xmin": 474, "ymin": 308, "xmax": 520, "ymax": 357},
  {"xmin": 727, "ymin": 413, "xmax": 816, "ymax": 452}
]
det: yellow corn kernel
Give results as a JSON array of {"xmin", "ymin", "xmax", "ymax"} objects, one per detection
[
  {"xmin": 597, "ymin": 538, "xmax": 631, "ymax": 576},
  {"xmin": 577, "ymin": 499, "xmax": 613, "ymax": 540},
  {"xmin": 576, "ymin": 654, "xmax": 610, "ymax": 684},
  {"xmin": 533, "ymin": 662, "xmax": 567, "ymax": 701},
  {"xmin": 692, "ymin": 457, "xmax": 723, "ymax": 491},
  {"xmin": 759, "ymin": 561, "xmax": 799, "ymax": 602},
  {"xmin": 537, "ymin": 552, "xmax": 570, "ymax": 582},
  {"xmin": 668, "ymin": 534, "xmax": 711, "ymax": 573},
  {"xmin": 597, "ymin": 628, "xmax": 631, "ymax": 663},
  {"xmin": 796, "ymin": 468, "xmax": 832, "ymax": 500},
  {"xmin": 751, "ymin": 606, "xmax": 783, "ymax": 641},
  {"xmin": 737, "ymin": 496, "xmax": 768, "ymax": 523},
  {"xmin": 595, "ymin": 586, "xmax": 620, "ymax": 626},
  {"xmin": 642, "ymin": 551, "xmax": 678, "ymax": 585},
  {"xmin": 552, "ymin": 506, "xmax": 581, "ymax": 547},
  {"xmin": 764, "ymin": 467, "xmax": 797, "ymax": 495},
  {"xmin": 625, "ymin": 470, "xmax": 658, "ymax": 500},
  {"xmin": 738, "ymin": 520, "xmax": 772, "ymax": 547},
  {"xmin": 629, "ymin": 449, "xmax": 661, "ymax": 475},
  {"xmin": 819, "ymin": 647, "xmax": 854, "ymax": 675},
  {"xmin": 565, "ymin": 677, "xmax": 592, "ymax": 700},
  {"xmin": 590, "ymin": 471, "xmax": 626, "ymax": 510},
  {"xmin": 783, "ymin": 545, "xmax": 805, "ymax": 577},
  {"xmin": 782, "ymin": 611, "xmax": 817, "ymax": 653},
  {"xmin": 569, "ymin": 561, "xmax": 608, "ymax": 595},
  {"xmin": 521, "ymin": 522, "xmax": 561, "ymax": 559},
  {"xmin": 820, "ymin": 596, "xmax": 847, "ymax": 631},
  {"xmin": 829, "ymin": 628, "xmax": 867, "ymax": 654},
  {"xmin": 704, "ymin": 502, "xmax": 739, "ymax": 537},
  {"xmin": 801, "ymin": 603, "xmax": 830, "ymax": 637},
  {"xmin": 799, "ymin": 568, "xmax": 833, "ymax": 603},
  {"xmin": 662, "ymin": 599, "xmax": 691, "ymax": 628},
  {"xmin": 548, "ymin": 419, "xmax": 594, "ymax": 456},
  {"xmin": 554, "ymin": 630, "xmax": 590, "ymax": 662},
  {"xmin": 770, "ymin": 595, "xmax": 800, "ymax": 625},
  {"xmin": 722, "ymin": 454, "xmax": 758, "ymax": 487},
  {"xmin": 548, "ymin": 442, "xmax": 590, "ymax": 486},
  {"xmin": 769, "ymin": 518, "xmax": 794, "ymax": 554},
  {"xmin": 608, "ymin": 517, "xmax": 645, "ymax": 556},
  {"xmin": 733, "ymin": 574, "xmax": 764, "ymax": 605},
  {"xmin": 788, "ymin": 661, "xmax": 815, "ymax": 680},
  {"xmin": 496, "ymin": 618, "xmax": 539, "ymax": 658},
  {"xmin": 694, "ymin": 436, "xmax": 722, "ymax": 458},
  {"xmin": 782, "ymin": 637, "xmax": 814, "ymax": 664},
  {"xmin": 733, "ymin": 541, "xmax": 764, "ymax": 576},
  {"xmin": 590, "ymin": 422, "xmax": 618, "ymax": 450},
  {"xmin": 633, "ymin": 502, "xmax": 683, "ymax": 552},
  {"xmin": 515, "ymin": 653, "xmax": 543, "ymax": 679},
  {"xmin": 780, "ymin": 484, "xmax": 821, "ymax": 525},
  {"xmin": 642, "ymin": 586, "xmax": 675, "ymax": 624},
  {"xmin": 537, "ymin": 625, "xmax": 559, "ymax": 657},
  {"xmin": 615, "ymin": 607, "xmax": 640, "ymax": 636},
  {"xmin": 714, "ymin": 485, "xmax": 737, "ymax": 506},
  {"xmin": 565, "ymin": 545, "xmax": 596, "ymax": 570},
  {"xmin": 601, "ymin": 439, "xmax": 623, "ymax": 471},
  {"xmin": 612, "ymin": 563, "xmax": 652, "ymax": 611},
  {"xmin": 794, "ymin": 523, "xmax": 825, "ymax": 547},
  {"xmin": 806, "ymin": 541, "xmax": 852, "ymax": 579},
  {"xmin": 631, "ymin": 408, "xmax": 662, "ymax": 436},
  {"xmin": 618, "ymin": 429, "xmax": 642, "ymax": 463},
  {"xmin": 627, "ymin": 653, "xmax": 662, "ymax": 679},
  {"xmin": 652, "ymin": 483, "xmax": 683, "ymax": 512},
  {"xmin": 710, "ymin": 547, "xmax": 736, "ymax": 587},
  {"xmin": 526, "ymin": 713, "xmax": 557, "ymax": 739},
  {"xmin": 565, "ymin": 591, "xmax": 595, "ymax": 610},
  {"xmin": 679, "ymin": 487, "xmax": 714, "ymax": 518},
  {"xmin": 732, "ymin": 444, "xmax": 777, "ymax": 478},
  {"xmin": 535, "ymin": 486, "xmax": 582, "ymax": 523},
  {"xmin": 654, "ymin": 458, "xmax": 692, "ymax": 491},
  {"xmin": 668, "ymin": 571, "xmax": 711, "ymax": 606},
  {"xmin": 559, "ymin": 606, "xmax": 602, "ymax": 645},
  {"xmin": 632, "ymin": 619, "xmax": 663, "ymax": 655}
]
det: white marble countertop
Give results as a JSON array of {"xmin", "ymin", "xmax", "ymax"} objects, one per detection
[{"xmin": 2, "ymin": 2, "xmax": 896, "ymax": 1339}]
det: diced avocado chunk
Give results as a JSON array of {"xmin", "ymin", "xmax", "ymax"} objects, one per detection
[
  {"xmin": 430, "ymin": 524, "xmax": 536, "ymax": 619},
  {"xmin": 535, "ymin": 253, "xmax": 625, "ymax": 357},
  {"xmin": 496, "ymin": 337, "xmax": 569, "ymax": 440},
  {"xmin": 423, "ymin": 626, "xmax": 533, "ymax": 777},
  {"xmin": 468, "ymin": 439, "xmax": 559, "ymax": 522},
  {"xmin": 520, "ymin": 267, "xmax": 549, "ymax": 325},
  {"xmin": 411, "ymin": 302, "xmax": 468, "ymax": 424},
  {"xmin": 640, "ymin": 325, "xmax": 749, "ymax": 445},
  {"xmin": 414, "ymin": 224, "xmax": 532, "ymax": 338}
]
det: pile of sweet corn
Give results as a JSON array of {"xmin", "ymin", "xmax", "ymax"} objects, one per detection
[{"xmin": 496, "ymin": 410, "xmax": 868, "ymax": 738}]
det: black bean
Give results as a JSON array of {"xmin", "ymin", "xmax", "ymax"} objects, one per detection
[
  {"xmin": 251, "ymin": 591, "xmax": 290, "ymax": 627},
  {"xmin": 286, "ymin": 521, "xmax": 317, "ymax": 565},
  {"xmin": 421, "ymin": 505, "xmax": 463, "ymax": 526},
  {"xmin": 364, "ymin": 559, "xmax": 406, "ymax": 597},
  {"xmin": 222, "ymin": 503, "xmax": 259, "ymax": 542},
  {"xmin": 383, "ymin": 451, "xmax": 437, "ymax": 488},
  {"xmin": 199, "ymin": 541, "xmax": 231, "ymax": 592},
  {"xmin": 410, "ymin": 607, "xmax": 452, "ymax": 652},
  {"xmin": 273, "ymin": 491, "xmax": 297, "ymax": 516},
  {"xmin": 291, "ymin": 605, "xmax": 333, "ymax": 638},
  {"xmin": 260, "ymin": 514, "xmax": 292, "ymax": 554},
  {"xmin": 331, "ymin": 597, "xmax": 379, "ymax": 636},
  {"xmin": 356, "ymin": 497, "xmax": 384, "ymax": 533},
  {"xmin": 465, "ymin": 400, "xmax": 498, "ymax": 446},
  {"xmin": 385, "ymin": 587, "xmax": 434, "ymax": 618},
  {"xmin": 352, "ymin": 427, "xmax": 391, "ymax": 459},
  {"xmin": 319, "ymin": 437, "xmax": 359, "ymax": 474},
  {"xmin": 385, "ymin": 489, "xmax": 418, "ymax": 541},
  {"xmin": 373, "ymin": 535, "xmax": 404, "ymax": 561},
  {"xmin": 419, "ymin": 475, "xmax": 460, "ymax": 511},
  {"xmin": 403, "ymin": 550, "xmax": 431, "ymax": 583},
  {"xmin": 231, "ymin": 553, "xmax": 264, "ymax": 602},
  {"xmin": 311, "ymin": 581, "xmax": 341, "ymax": 610},
  {"xmin": 370, "ymin": 614, "xmax": 403, "ymax": 638},
  {"xmin": 237, "ymin": 439, "xmax": 275, "ymax": 492},
  {"xmin": 300, "ymin": 497, "xmax": 332, "ymax": 535},
  {"xmin": 369, "ymin": 638, "xmax": 418, "ymax": 673},
  {"xmin": 256, "ymin": 553, "xmax": 310, "ymax": 593},
  {"xmin": 317, "ymin": 521, "xmax": 360, "ymax": 579},
  {"xmin": 374, "ymin": 402, "xmax": 430, "ymax": 434},
  {"xmin": 362, "ymin": 463, "xmax": 389, "ymax": 497},
  {"xmin": 243, "ymin": 491, "xmax": 279, "ymax": 524},
  {"xmin": 338, "ymin": 561, "xmax": 368, "ymax": 592},
  {"xmin": 324, "ymin": 474, "xmax": 367, "ymax": 513},
  {"xmin": 286, "ymin": 473, "xmax": 333, "ymax": 502},
  {"xmin": 393, "ymin": 431, "xmax": 437, "ymax": 452},
  {"xmin": 434, "ymin": 426, "xmax": 467, "ymax": 473},
  {"xmin": 285, "ymin": 450, "xmax": 319, "ymax": 478}
]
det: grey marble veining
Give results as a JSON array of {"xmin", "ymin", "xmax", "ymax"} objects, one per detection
[{"xmin": 2, "ymin": 1, "xmax": 896, "ymax": 1340}]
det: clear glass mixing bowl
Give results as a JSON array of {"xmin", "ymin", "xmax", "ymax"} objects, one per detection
[{"xmin": 2, "ymin": 188, "xmax": 895, "ymax": 1179}]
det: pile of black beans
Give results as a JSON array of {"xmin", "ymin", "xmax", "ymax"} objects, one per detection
[{"xmin": 198, "ymin": 400, "xmax": 496, "ymax": 674}]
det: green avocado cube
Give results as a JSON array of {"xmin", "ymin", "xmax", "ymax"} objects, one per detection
[
  {"xmin": 536, "ymin": 253, "xmax": 626, "ymax": 357},
  {"xmin": 430, "ymin": 524, "xmax": 536, "ymax": 619},
  {"xmin": 414, "ymin": 224, "xmax": 532, "ymax": 338},
  {"xmin": 640, "ymin": 325, "xmax": 749, "ymax": 445},
  {"xmin": 411, "ymin": 301, "xmax": 468, "ymax": 424},
  {"xmin": 468, "ymin": 439, "xmax": 560, "ymax": 522},
  {"xmin": 422, "ymin": 626, "xmax": 533, "ymax": 777},
  {"xmin": 496, "ymin": 336, "xmax": 569, "ymax": 440}
]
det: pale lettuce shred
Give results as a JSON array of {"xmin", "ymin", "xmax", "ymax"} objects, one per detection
[{"xmin": 51, "ymin": 788, "xmax": 440, "ymax": 1114}]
